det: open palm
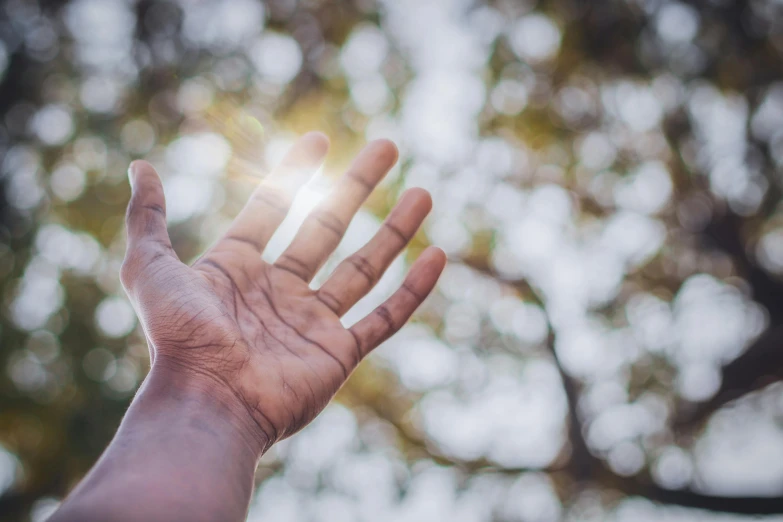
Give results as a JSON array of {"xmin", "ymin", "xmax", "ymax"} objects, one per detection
[{"xmin": 120, "ymin": 133, "xmax": 445, "ymax": 445}]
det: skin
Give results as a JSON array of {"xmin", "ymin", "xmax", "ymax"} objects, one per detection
[{"xmin": 50, "ymin": 133, "xmax": 446, "ymax": 522}]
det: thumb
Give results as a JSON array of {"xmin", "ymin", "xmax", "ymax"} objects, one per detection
[{"xmin": 122, "ymin": 161, "xmax": 175, "ymax": 285}]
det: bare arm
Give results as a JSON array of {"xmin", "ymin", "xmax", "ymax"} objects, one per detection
[{"xmin": 50, "ymin": 133, "xmax": 446, "ymax": 522}]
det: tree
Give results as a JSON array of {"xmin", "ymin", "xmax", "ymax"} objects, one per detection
[{"xmin": 1, "ymin": 0, "xmax": 783, "ymax": 520}]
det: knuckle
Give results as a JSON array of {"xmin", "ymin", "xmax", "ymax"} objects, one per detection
[
  {"xmin": 310, "ymin": 209, "xmax": 344, "ymax": 235},
  {"xmin": 125, "ymin": 196, "xmax": 137, "ymax": 223},
  {"xmin": 125, "ymin": 193, "xmax": 145, "ymax": 226},
  {"xmin": 120, "ymin": 247, "xmax": 171, "ymax": 294},
  {"xmin": 126, "ymin": 192, "xmax": 166, "ymax": 223},
  {"xmin": 347, "ymin": 254, "xmax": 378, "ymax": 284},
  {"xmin": 119, "ymin": 257, "xmax": 136, "ymax": 290},
  {"xmin": 119, "ymin": 249, "xmax": 145, "ymax": 288},
  {"xmin": 252, "ymin": 187, "xmax": 291, "ymax": 214},
  {"xmin": 375, "ymin": 304, "xmax": 396, "ymax": 330}
]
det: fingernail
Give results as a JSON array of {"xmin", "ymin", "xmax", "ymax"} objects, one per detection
[{"xmin": 127, "ymin": 161, "xmax": 138, "ymax": 188}]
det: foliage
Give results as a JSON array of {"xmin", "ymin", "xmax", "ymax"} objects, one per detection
[{"xmin": 1, "ymin": 0, "xmax": 783, "ymax": 520}]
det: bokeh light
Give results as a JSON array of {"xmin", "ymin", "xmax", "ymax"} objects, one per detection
[{"xmin": 2, "ymin": 0, "xmax": 783, "ymax": 520}]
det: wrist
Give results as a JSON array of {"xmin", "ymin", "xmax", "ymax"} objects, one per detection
[
  {"xmin": 54, "ymin": 360, "xmax": 267, "ymax": 522},
  {"xmin": 141, "ymin": 360, "xmax": 271, "ymax": 458}
]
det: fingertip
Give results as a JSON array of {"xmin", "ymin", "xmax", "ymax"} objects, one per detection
[
  {"xmin": 370, "ymin": 138, "xmax": 399, "ymax": 166},
  {"xmin": 409, "ymin": 246, "xmax": 447, "ymax": 287},
  {"xmin": 301, "ymin": 131, "xmax": 330, "ymax": 157},
  {"xmin": 128, "ymin": 160, "xmax": 159, "ymax": 192},
  {"xmin": 124, "ymin": 159, "xmax": 171, "ymax": 249},
  {"xmin": 128, "ymin": 160, "xmax": 141, "ymax": 182},
  {"xmin": 401, "ymin": 187, "xmax": 433, "ymax": 213},
  {"xmin": 128, "ymin": 159, "xmax": 158, "ymax": 178},
  {"xmin": 423, "ymin": 245, "xmax": 447, "ymax": 270},
  {"xmin": 129, "ymin": 159, "xmax": 154, "ymax": 171}
]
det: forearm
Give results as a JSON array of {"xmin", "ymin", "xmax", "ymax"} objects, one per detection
[{"xmin": 51, "ymin": 365, "xmax": 268, "ymax": 522}]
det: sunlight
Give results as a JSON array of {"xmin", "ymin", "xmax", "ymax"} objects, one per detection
[
  {"xmin": 261, "ymin": 166, "xmax": 332, "ymax": 263},
  {"xmin": 289, "ymin": 168, "xmax": 331, "ymax": 221}
]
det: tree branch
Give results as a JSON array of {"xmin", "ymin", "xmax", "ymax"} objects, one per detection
[
  {"xmin": 544, "ymin": 332, "xmax": 783, "ymax": 514},
  {"xmin": 677, "ymin": 210, "xmax": 783, "ymax": 428}
]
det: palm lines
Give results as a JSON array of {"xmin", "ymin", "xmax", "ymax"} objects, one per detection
[{"xmin": 199, "ymin": 258, "xmax": 353, "ymax": 379}]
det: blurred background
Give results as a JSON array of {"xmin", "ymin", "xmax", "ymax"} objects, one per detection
[{"xmin": 1, "ymin": 0, "xmax": 783, "ymax": 520}]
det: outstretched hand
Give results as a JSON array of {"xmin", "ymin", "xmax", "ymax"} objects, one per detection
[{"xmin": 120, "ymin": 132, "xmax": 446, "ymax": 449}]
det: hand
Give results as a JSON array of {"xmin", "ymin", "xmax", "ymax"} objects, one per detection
[{"xmin": 120, "ymin": 133, "xmax": 446, "ymax": 450}]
